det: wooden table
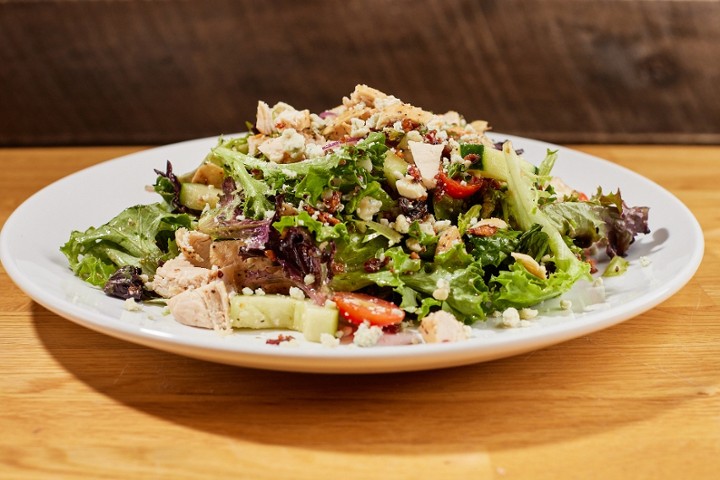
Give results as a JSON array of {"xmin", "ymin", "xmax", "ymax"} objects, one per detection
[{"xmin": 1, "ymin": 145, "xmax": 718, "ymax": 479}]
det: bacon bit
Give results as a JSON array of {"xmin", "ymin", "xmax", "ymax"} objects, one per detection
[
  {"xmin": 409, "ymin": 252, "xmax": 420, "ymax": 260},
  {"xmin": 322, "ymin": 190, "xmax": 342, "ymax": 214},
  {"xmin": 401, "ymin": 118, "xmax": 419, "ymax": 132},
  {"xmin": 467, "ymin": 224, "xmax": 498, "ymax": 237},
  {"xmin": 332, "ymin": 261, "xmax": 346, "ymax": 275},
  {"xmin": 266, "ymin": 334, "xmax": 295, "ymax": 345},
  {"xmin": 407, "ymin": 164, "xmax": 422, "ymax": 182},
  {"xmin": 264, "ymin": 250, "xmax": 278, "ymax": 262},
  {"xmin": 424, "ymin": 130, "xmax": 441, "ymax": 144},
  {"xmin": 303, "ymin": 205, "xmax": 340, "ymax": 225},
  {"xmin": 464, "ymin": 153, "xmax": 480, "ymax": 163},
  {"xmin": 587, "ymin": 257, "xmax": 598, "ymax": 274},
  {"xmin": 382, "ymin": 323, "xmax": 402, "ymax": 334},
  {"xmin": 364, "ymin": 256, "xmax": 390, "ymax": 273}
]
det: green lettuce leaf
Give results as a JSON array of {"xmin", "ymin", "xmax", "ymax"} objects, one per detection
[
  {"xmin": 60, "ymin": 203, "xmax": 193, "ymax": 287},
  {"xmin": 491, "ymin": 262, "xmax": 578, "ymax": 310},
  {"xmin": 273, "ymin": 211, "xmax": 348, "ymax": 242}
]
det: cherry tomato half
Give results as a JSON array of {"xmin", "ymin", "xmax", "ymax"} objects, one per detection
[
  {"xmin": 437, "ymin": 172, "xmax": 483, "ymax": 199},
  {"xmin": 333, "ymin": 292, "xmax": 405, "ymax": 327}
]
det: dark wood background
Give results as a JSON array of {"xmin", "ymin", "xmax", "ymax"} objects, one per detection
[{"xmin": 1, "ymin": 0, "xmax": 718, "ymax": 146}]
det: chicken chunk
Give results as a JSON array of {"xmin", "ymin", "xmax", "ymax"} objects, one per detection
[
  {"xmin": 166, "ymin": 281, "xmax": 230, "ymax": 330},
  {"xmin": 176, "ymin": 228, "xmax": 212, "ymax": 268},
  {"xmin": 208, "ymin": 240, "xmax": 293, "ymax": 294},
  {"xmin": 256, "ymin": 101, "xmax": 275, "ymax": 135},
  {"xmin": 147, "ymin": 256, "xmax": 219, "ymax": 298}
]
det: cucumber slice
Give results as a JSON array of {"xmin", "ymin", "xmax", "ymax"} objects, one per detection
[
  {"xmin": 294, "ymin": 302, "xmax": 340, "ymax": 343},
  {"xmin": 229, "ymin": 295, "xmax": 296, "ymax": 329},
  {"xmin": 471, "ymin": 147, "xmax": 537, "ymax": 181},
  {"xmin": 179, "ymin": 183, "xmax": 222, "ymax": 210},
  {"xmin": 229, "ymin": 294, "xmax": 339, "ymax": 342},
  {"xmin": 383, "ymin": 150, "xmax": 409, "ymax": 188}
]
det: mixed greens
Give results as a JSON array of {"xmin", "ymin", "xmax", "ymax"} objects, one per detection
[{"xmin": 62, "ymin": 85, "xmax": 649, "ymax": 346}]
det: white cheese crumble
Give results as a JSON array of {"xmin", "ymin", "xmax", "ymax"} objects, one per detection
[
  {"xmin": 242, "ymin": 287, "xmax": 254, "ymax": 296},
  {"xmin": 305, "ymin": 142, "xmax": 324, "ymax": 158},
  {"xmin": 419, "ymin": 310, "xmax": 471, "ymax": 343},
  {"xmin": 304, "ymin": 274, "xmax": 316, "ymax": 285},
  {"xmin": 356, "ymin": 196, "xmax": 383, "ymax": 221},
  {"xmin": 310, "ymin": 113, "xmax": 326, "ymax": 130},
  {"xmin": 406, "ymin": 238, "xmax": 423, "ymax": 253},
  {"xmin": 123, "ymin": 298, "xmax": 143, "ymax": 312},
  {"xmin": 353, "ymin": 322, "xmax": 384, "ymax": 347},
  {"xmin": 350, "ymin": 118, "xmax": 370, "ymax": 138},
  {"xmin": 289, "ymin": 287, "xmax": 305, "ymax": 300},
  {"xmin": 365, "ymin": 112, "xmax": 380, "ymax": 129},
  {"xmin": 320, "ymin": 333, "xmax": 341, "ymax": 347},
  {"xmin": 639, "ymin": 256, "xmax": 652, "ymax": 267},
  {"xmin": 560, "ymin": 299, "xmax": 573, "ymax": 310},
  {"xmin": 501, "ymin": 307, "xmax": 521, "ymax": 328},
  {"xmin": 433, "ymin": 219, "xmax": 452, "ymax": 233},
  {"xmin": 393, "ymin": 214, "xmax": 411, "ymax": 234},
  {"xmin": 279, "ymin": 128, "xmax": 306, "ymax": 157},
  {"xmin": 374, "ymin": 95, "xmax": 402, "ymax": 110},
  {"xmin": 405, "ymin": 130, "xmax": 423, "ymax": 143},
  {"xmin": 418, "ymin": 219, "xmax": 436, "ymax": 237},
  {"xmin": 498, "ymin": 307, "xmax": 534, "ymax": 328}
]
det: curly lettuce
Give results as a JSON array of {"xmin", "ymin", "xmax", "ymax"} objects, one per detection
[{"xmin": 60, "ymin": 203, "xmax": 193, "ymax": 287}]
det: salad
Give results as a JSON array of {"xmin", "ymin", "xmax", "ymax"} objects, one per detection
[{"xmin": 61, "ymin": 85, "xmax": 649, "ymax": 347}]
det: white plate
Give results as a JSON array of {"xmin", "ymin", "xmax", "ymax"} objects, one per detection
[{"xmin": 0, "ymin": 134, "xmax": 704, "ymax": 373}]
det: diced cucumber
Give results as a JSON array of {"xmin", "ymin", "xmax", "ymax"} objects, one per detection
[
  {"xmin": 228, "ymin": 294, "xmax": 339, "ymax": 342},
  {"xmin": 179, "ymin": 183, "xmax": 222, "ymax": 211},
  {"xmin": 294, "ymin": 302, "xmax": 340, "ymax": 343},
  {"xmin": 470, "ymin": 147, "xmax": 537, "ymax": 181},
  {"xmin": 383, "ymin": 150, "xmax": 409, "ymax": 188},
  {"xmin": 229, "ymin": 294, "xmax": 297, "ymax": 329}
]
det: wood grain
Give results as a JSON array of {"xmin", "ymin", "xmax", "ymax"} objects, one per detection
[
  {"xmin": 1, "ymin": 0, "xmax": 719, "ymax": 146},
  {"xmin": 0, "ymin": 144, "xmax": 719, "ymax": 479}
]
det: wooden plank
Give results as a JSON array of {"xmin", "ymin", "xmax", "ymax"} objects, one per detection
[{"xmin": 1, "ymin": 0, "xmax": 718, "ymax": 145}]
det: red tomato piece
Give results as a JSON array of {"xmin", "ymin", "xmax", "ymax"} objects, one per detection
[
  {"xmin": 438, "ymin": 172, "xmax": 483, "ymax": 199},
  {"xmin": 333, "ymin": 292, "xmax": 405, "ymax": 327}
]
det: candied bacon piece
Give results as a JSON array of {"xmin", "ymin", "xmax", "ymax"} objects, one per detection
[{"xmin": 266, "ymin": 334, "xmax": 296, "ymax": 345}]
